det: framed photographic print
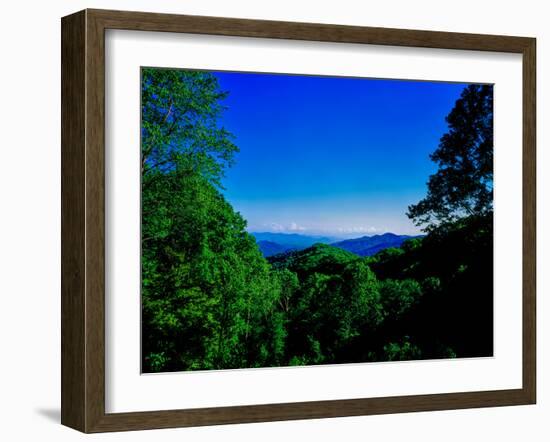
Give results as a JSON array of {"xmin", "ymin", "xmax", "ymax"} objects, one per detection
[{"xmin": 61, "ymin": 9, "xmax": 536, "ymax": 433}]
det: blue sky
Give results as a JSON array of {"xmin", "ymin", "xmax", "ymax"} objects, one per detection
[{"xmin": 214, "ymin": 71, "xmax": 468, "ymax": 237}]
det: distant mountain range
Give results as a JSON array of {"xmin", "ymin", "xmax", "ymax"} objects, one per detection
[
  {"xmin": 252, "ymin": 232, "xmax": 421, "ymax": 258},
  {"xmin": 256, "ymin": 240, "xmax": 294, "ymax": 257},
  {"xmin": 331, "ymin": 232, "xmax": 422, "ymax": 256},
  {"xmin": 252, "ymin": 232, "xmax": 336, "ymax": 257}
]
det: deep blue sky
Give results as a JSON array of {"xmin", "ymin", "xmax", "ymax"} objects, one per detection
[{"xmin": 214, "ymin": 71, "xmax": 468, "ymax": 237}]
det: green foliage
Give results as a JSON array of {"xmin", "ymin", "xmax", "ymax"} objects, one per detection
[
  {"xmin": 141, "ymin": 67, "xmax": 238, "ymax": 187},
  {"xmin": 141, "ymin": 69, "xmax": 284, "ymax": 372},
  {"xmin": 270, "ymin": 243, "xmax": 358, "ymax": 277},
  {"xmin": 141, "ymin": 72, "xmax": 493, "ymax": 372},
  {"xmin": 407, "ymin": 85, "xmax": 493, "ymax": 230},
  {"xmin": 383, "ymin": 338, "xmax": 422, "ymax": 361},
  {"xmin": 380, "ymin": 279, "xmax": 422, "ymax": 319},
  {"xmin": 370, "ymin": 213, "xmax": 493, "ymax": 359},
  {"xmin": 142, "ymin": 170, "xmax": 287, "ymax": 371}
]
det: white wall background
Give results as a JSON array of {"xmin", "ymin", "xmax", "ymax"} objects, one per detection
[{"xmin": 0, "ymin": 0, "xmax": 546, "ymax": 440}]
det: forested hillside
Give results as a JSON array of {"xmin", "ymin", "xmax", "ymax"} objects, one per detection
[{"xmin": 141, "ymin": 68, "xmax": 493, "ymax": 373}]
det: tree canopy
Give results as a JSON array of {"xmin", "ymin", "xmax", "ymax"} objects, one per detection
[
  {"xmin": 407, "ymin": 84, "xmax": 493, "ymax": 230},
  {"xmin": 141, "ymin": 68, "xmax": 238, "ymax": 187},
  {"xmin": 141, "ymin": 70, "xmax": 285, "ymax": 371}
]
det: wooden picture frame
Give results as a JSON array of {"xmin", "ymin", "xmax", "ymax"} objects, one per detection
[{"xmin": 61, "ymin": 8, "xmax": 536, "ymax": 433}]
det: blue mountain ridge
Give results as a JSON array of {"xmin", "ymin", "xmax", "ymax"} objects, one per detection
[
  {"xmin": 256, "ymin": 240, "xmax": 296, "ymax": 257},
  {"xmin": 331, "ymin": 232, "xmax": 422, "ymax": 257},
  {"xmin": 252, "ymin": 232, "xmax": 421, "ymax": 257}
]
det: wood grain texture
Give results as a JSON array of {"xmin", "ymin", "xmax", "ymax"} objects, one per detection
[
  {"xmin": 522, "ymin": 38, "xmax": 537, "ymax": 404},
  {"xmin": 90, "ymin": 389, "xmax": 530, "ymax": 432},
  {"xmin": 61, "ymin": 8, "xmax": 537, "ymax": 433},
  {"xmin": 84, "ymin": 9, "xmax": 107, "ymax": 433},
  {"xmin": 61, "ymin": 10, "xmax": 86, "ymax": 432},
  {"xmin": 89, "ymin": 8, "xmax": 532, "ymax": 53}
]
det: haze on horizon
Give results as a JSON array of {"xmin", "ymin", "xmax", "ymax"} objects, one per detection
[{"xmin": 214, "ymin": 71, "xmax": 469, "ymax": 237}]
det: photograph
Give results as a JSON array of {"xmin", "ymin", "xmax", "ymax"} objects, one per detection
[
  {"xmin": 0, "ymin": 0, "xmax": 542, "ymax": 437},
  {"xmin": 140, "ymin": 67, "xmax": 494, "ymax": 374}
]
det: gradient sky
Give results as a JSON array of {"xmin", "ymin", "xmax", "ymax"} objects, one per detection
[{"xmin": 214, "ymin": 71, "xmax": 468, "ymax": 237}]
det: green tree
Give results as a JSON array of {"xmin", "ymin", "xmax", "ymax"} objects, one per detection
[
  {"xmin": 383, "ymin": 338, "xmax": 422, "ymax": 361},
  {"xmin": 279, "ymin": 246, "xmax": 385, "ymax": 365},
  {"xmin": 141, "ymin": 68, "xmax": 238, "ymax": 187},
  {"xmin": 407, "ymin": 85, "xmax": 493, "ymax": 230},
  {"xmin": 142, "ymin": 170, "xmax": 286, "ymax": 371},
  {"xmin": 379, "ymin": 279, "xmax": 422, "ymax": 320},
  {"xmin": 273, "ymin": 268, "xmax": 299, "ymax": 313},
  {"xmin": 141, "ymin": 69, "xmax": 286, "ymax": 372}
]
